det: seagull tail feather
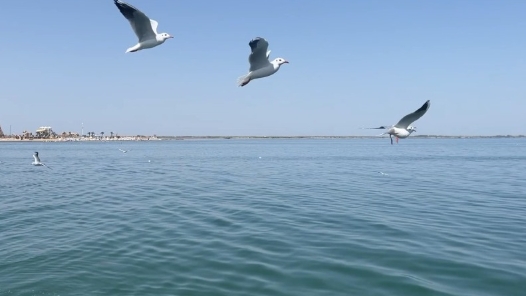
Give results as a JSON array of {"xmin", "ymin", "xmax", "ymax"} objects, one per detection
[{"xmin": 237, "ymin": 74, "xmax": 250, "ymax": 87}]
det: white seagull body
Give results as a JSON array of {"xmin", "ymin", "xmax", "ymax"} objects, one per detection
[
  {"xmin": 114, "ymin": 0, "xmax": 173, "ymax": 53},
  {"xmin": 119, "ymin": 149, "xmax": 130, "ymax": 153},
  {"xmin": 237, "ymin": 37, "xmax": 289, "ymax": 87},
  {"xmin": 32, "ymin": 152, "xmax": 51, "ymax": 169},
  {"xmin": 364, "ymin": 100, "xmax": 431, "ymax": 145}
]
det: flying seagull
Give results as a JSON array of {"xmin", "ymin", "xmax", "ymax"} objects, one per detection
[
  {"xmin": 363, "ymin": 100, "xmax": 431, "ymax": 145},
  {"xmin": 119, "ymin": 149, "xmax": 131, "ymax": 153},
  {"xmin": 32, "ymin": 152, "xmax": 51, "ymax": 169},
  {"xmin": 237, "ymin": 37, "xmax": 289, "ymax": 87},
  {"xmin": 114, "ymin": 0, "xmax": 173, "ymax": 53}
]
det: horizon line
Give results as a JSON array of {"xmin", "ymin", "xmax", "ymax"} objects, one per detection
[{"xmin": 156, "ymin": 135, "xmax": 526, "ymax": 138}]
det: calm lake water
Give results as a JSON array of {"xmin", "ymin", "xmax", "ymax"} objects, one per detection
[{"xmin": 1, "ymin": 138, "xmax": 525, "ymax": 296}]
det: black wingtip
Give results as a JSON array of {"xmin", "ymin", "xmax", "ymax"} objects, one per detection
[
  {"xmin": 416, "ymin": 100, "xmax": 431, "ymax": 113},
  {"xmin": 114, "ymin": 0, "xmax": 136, "ymax": 19},
  {"xmin": 248, "ymin": 37, "xmax": 263, "ymax": 51}
]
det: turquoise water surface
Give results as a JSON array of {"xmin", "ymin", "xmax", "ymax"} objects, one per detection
[{"xmin": 1, "ymin": 138, "xmax": 525, "ymax": 295}]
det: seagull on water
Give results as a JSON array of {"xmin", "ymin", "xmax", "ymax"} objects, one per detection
[
  {"xmin": 114, "ymin": 0, "xmax": 173, "ymax": 53},
  {"xmin": 32, "ymin": 152, "xmax": 51, "ymax": 169},
  {"xmin": 363, "ymin": 100, "xmax": 431, "ymax": 145},
  {"xmin": 119, "ymin": 149, "xmax": 130, "ymax": 153},
  {"xmin": 237, "ymin": 37, "xmax": 289, "ymax": 87}
]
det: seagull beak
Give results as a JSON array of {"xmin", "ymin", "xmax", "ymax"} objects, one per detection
[
  {"xmin": 169, "ymin": 36, "xmax": 174, "ymax": 39},
  {"xmin": 283, "ymin": 60, "xmax": 289, "ymax": 64}
]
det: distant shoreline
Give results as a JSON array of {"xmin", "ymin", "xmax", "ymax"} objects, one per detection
[
  {"xmin": 158, "ymin": 135, "xmax": 525, "ymax": 140},
  {"xmin": 0, "ymin": 135, "xmax": 524, "ymax": 142}
]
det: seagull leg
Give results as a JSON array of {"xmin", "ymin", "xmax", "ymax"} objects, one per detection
[
  {"xmin": 389, "ymin": 134, "xmax": 393, "ymax": 145},
  {"xmin": 396, "ymin": 137, "xmax": 399, "ymax": 144}
]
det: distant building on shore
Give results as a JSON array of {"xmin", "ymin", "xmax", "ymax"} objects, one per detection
[
  {"xmin": 0, "ymin": 125, "xmax": 4, "ymax": 137},
  {"xmin": 36, "ymin": 126, "xmax": 57, "ymax": 139}
]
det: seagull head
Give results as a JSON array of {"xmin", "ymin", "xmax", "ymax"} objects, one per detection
[
  {"xmin": 273, "ymin": 58, "xmax": 289, "ymax": 66},
  {"xmin": 34, "ymin": 152, "xmax": 39, "ymax": 156},
  {"xmin": 160, "ymin": 33, "xmax": 174, "ymax": 41}
]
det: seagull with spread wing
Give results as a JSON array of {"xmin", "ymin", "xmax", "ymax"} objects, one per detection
[
  {"xmin": 114, "ymin": 0, "xmax": 173, "ymax": 53},
  {"xmin": 237, "ymin": 37, "xmax": 289, "ymax": 87},
  {"xmin": 363, "ymin": 100, "xmax": 431, "ymax": 145},
  {"xmin": 32, "ymin": 152, "xmax": 52, "ymax": 169}
]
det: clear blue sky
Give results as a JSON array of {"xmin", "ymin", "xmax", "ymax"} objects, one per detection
[{"xmin": 1, "ymin": 0, "xmax": 524, "ymax": 136}]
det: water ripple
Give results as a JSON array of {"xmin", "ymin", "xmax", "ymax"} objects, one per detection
[{"xmin": 1, "ymin": 139, "xmax": 525, "ymax": 295}]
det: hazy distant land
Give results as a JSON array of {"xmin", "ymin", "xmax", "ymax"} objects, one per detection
[
  {"xmin": 0, "ymin": 135, "xmax": 524, "ymax": 142},
  {"xmin": 157, "ymin": 135, "xmax": 526, "ymax": 140}
]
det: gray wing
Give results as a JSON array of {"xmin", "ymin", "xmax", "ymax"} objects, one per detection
[
  {"xmin": 394, "ymin": 100, "xmax": 431, "ymax": 129},
  {"xmin": 114, "ymin": 0, "xmax": 156, "ymax": 42},
  {"xmin": 248, "ymin": 37, "xmax": 271, "ymax": 71}
]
